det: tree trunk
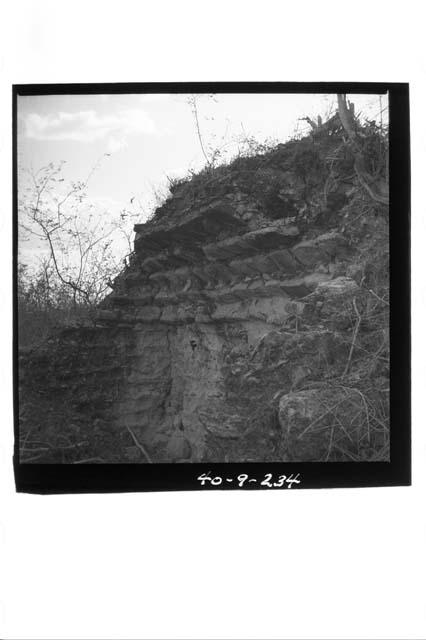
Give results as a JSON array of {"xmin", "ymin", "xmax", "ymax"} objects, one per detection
[{"xmin": 337, "ymin": 94, "xmax": 389, "ymax": 206}]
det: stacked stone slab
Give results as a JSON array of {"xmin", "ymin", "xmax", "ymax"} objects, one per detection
[{"xmin": 93, "ymin": 194, "xmax": 351, "ymax": 462}]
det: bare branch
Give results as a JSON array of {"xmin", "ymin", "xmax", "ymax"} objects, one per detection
[
  {"xmin": 188, "ymin": 95, "xmax": 212, "ymax": 168},
  {"xmin": 124, "ymin": 423, "xmax": 153, "ymax": 463},
  {"xmin": 342, "ymin": 298, "xmax": 362, "ymax": 378}
]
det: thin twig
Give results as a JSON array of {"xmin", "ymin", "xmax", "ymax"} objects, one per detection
[
  {"xmin": 20, "ymin": 452, "xmax": 49, "ymax": 463},
  {"xmin": 189, "ymin": 96, "xmax": 211, "ymax": 168},
  {"xmin": 348, "ymin": 386, "xmax": 371, "ymax": 445},
  {"xmin": 124, "ymin": 424, "xmax": 153, "ymax": 463},
  {"xmin": 296, "ymin": 394, "xmax": 349, "ymax": 440},
  {"xmin": 342, "ymin": 298, "xmax": 362, "ymax": 377},
  {"xmin": 20, "ymin": 446, "xmax": 50, "ymax": 454},
  {"xmin": 365, "ymin": 287, "xmax": 389, "ymax": 306},
  {"xmin": 332, "ymin": 413, "xmax": 354, "ymax": 443},
  {"xmin": 325, "ymin": 425, "xmax": 335, "ymax": 461},
  {"xmin": 332, "ymin": 444, "xmax": 359, "ymax": 461},
  {"xmin": 20, "ymin": 427, "xmax": 33, "ymax": 451}
]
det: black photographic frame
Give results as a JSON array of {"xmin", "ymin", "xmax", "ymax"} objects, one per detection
[{"xmin": 13, "ymin": 81, "xmax": 410, "ymax": 493}]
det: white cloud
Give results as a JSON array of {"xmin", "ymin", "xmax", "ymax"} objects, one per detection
[
  {"xmin": 106, "ymin": 136, "xmax": 128, "ymax": 153},
  {"xmin": 23, "ymin": 108, "xmax": 157, "ymax": 143}
]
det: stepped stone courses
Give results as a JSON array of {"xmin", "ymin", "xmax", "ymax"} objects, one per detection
[
  {"xmin": 19, "ymin": 131, "xmax": 389, "ymax": 462},
  {"xmin": 87, "ymin": 182, "xmax": 354, "ymax": 462}
]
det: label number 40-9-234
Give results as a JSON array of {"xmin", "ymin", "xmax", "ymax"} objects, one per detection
[{"xmin": 197, "ymin": 472, "xmax": 301, "ymax": 489}]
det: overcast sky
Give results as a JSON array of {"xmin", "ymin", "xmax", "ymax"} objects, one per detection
[{"xmin": 17, "ymin": 92, "xmax": 388, "ymax": 265}]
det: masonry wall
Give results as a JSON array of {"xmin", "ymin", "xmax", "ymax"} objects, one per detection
[{"xmin": 19, "ymin": 133, "xmax": 389, "ymax": 463}]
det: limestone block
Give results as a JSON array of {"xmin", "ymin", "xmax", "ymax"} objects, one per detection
[
  {"xmin": 149, "ymin": 272, "xmax": 170, "ymax": 287},
  {"xmin": 203, "ymin": 236, "xmax": 252, "ymax": 260},
  {"xmin": 194, "ymin": 313, "xmax": 211, "ymax": 323},
  {"xmin": 303, "ymin": 272, "xmax": 333, "ymax": 288},
  {"xmin": 203, "ymin": 226, "xmax": 299, "ymax": 261},
  {"xmin": 204, "ymin": 262, "xmax": 235, "ymax": 284},
  {"xmin": 275, "ymin": 273, "xmax": 331, "ymax": 297},
  {"xmin": 134, "ymin": 306, "xmax": 161, "ymax": 322},
  {"xmin": 191, "ymin": 266, "xmax": 212, "ymax": 286},
  {"xmin": 209, "ymin": 283, "xmax": 250, "ymax": 304},
  {"xmin": 312, "ymin": 231, "xmax": 348, "ymax": 257},
  {"xmin": 134, "ymin": 200, "xmax": 245, "ymax": 254},
  {"xmin": 131, "ymin": 293, "xmax": 154, "ymax": 306},
  {"xmin": 229, "ymin": 258, "xmax": 262, "ymax": 277},
  {"xmin": 123, "ymin": 270, "xmax": 143, "ymax": 282},
  {"xmin": 278, "ymin": 277, "xmax": 312, "ymax": 297},
  {"xmin": 141, "ymin": 255, "xmax": 166, "ymax": 274},
  {"xmin": 268, "ymin": 248, "xmax": 299, "ymax": 273},
  {"xmin": 291, "ymin": 232, "xmax": 348, "ymax": 267},
  {"xmin": 292, "ymin": 241, "xmax": 329, "ymax": 266},
  {"xmin": 314, "ymin": 276, "xmax": 359, "ymax": 297},
  {"xmin": 160, "ymin": 306, "xmax": 179, "ymax": 323},
  {"xmin": 246, "ymin": 296, "xmax": 290, "ymax": 324},
  {"xmin": 154, "ymin": 289, "xmax": 178, "ymax": 305},
  {"xmin": 211, "ymin": 301, "xmax": 248, "ymax": 321},
  {"xmin": 95, "ymin": 309, "xmax": 119, "ymax": 322},
  {"xmin": 176, "ymin": 305, "xmax": 197, "ymax": 322},
  {"xmin": 250, "ymin": 254, "xmax": 277, "ymax": 274}
]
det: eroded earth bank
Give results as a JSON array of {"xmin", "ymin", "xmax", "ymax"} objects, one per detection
[{"xmin": 19, "ymin": 125, "xmax": 390, "ymax": 463}]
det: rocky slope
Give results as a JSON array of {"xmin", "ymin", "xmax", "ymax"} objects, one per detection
[{"xmin": 19, "ymin": 126, "xmax": 390, "ymax": 463}]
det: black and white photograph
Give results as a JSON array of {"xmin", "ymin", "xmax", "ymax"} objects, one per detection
[
  {"xmin": 2, "ymin": 3, "xmax": 424, "ymax": 640},
  {"xmin": 13, "ymin": 84, "xmax": 409, "ymax": 491}
]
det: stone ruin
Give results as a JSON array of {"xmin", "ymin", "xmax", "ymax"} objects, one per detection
[
  {"xmin": 19, "ymin": 135, "xmax": 390, "ymax": 463},
  {"xmin": 94, "ymin": 193, "xmax": 356, "ymax": 461}
]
